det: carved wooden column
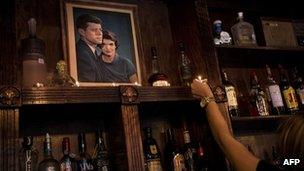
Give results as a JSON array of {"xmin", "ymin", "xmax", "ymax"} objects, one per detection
[
  {"xmin": 0, "ymin": 86, "xmax": 21, "ymax": 171},
  {"xmin": 120, "ymin": 86, "xmax": 145, "ymax": 171}
]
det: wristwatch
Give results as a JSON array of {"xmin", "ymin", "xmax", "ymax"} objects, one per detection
[{"xmin": 200, "ymin": 96, "xmax": 216, "ymax": 108}]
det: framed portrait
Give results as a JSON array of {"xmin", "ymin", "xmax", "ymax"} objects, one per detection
[{"xmin": 60, "ymin": 0, "xmax": 143, "ymax": 86}]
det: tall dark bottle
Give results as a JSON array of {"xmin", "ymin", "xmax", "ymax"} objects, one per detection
[
  {"xmin": 196, "ymin": 142, "xmax": 208, "ymax": 171},
  {"xmin": 143, "ymin": 127, "xmax": 163, "ymax": 171},
  {"xmin": 92, "ymin": 129, "xmax": 110, "ymax": 171},
  {"xmin": 148, "ymin": 47, "xmax": 170, "ymax": 86},
  {"xmin": 249, "ymin": 71, "xmax": 269, "ymax": 116},
  {"xmin": 279, "ymin": 65, "xmax": 299, "ymax": 114},
  {"xmin": 222, "ymin": 70, "xmax": 239, "ymax": 117},
  {"xmin": 164, "ymin": 129, "xmax": 187, "ymax": 171},
  {"xmin": 291, "ymin": 67, "xmax": 304, "ymax": 109},
  {"xmin": 19, "ymin": 136, "xmax": 38, "ymax": 171},
  {"xmin": 178, "ymin": 42, "xmax": 193, "ymax": 87},
  {"xmin": 77, "ymin": 133, "xmax": 94, "ymax": 171},
  {"xmin": 60, "ymin": 137, "xmax": 77, "ymax": 171},
  {"xmin": 265, "ymin": 65, "xmax": 285, "ymax": 115},
  {"xmin": 182, "ymin": 124, "xmax": 197, "ymax": 171},
  {"xmin": 38, "ymin": 133, "xmax": 60, "ymax": 171}
]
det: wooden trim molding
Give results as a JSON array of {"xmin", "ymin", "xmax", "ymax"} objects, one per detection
[{"xmin": 0, "ymin": 86, "xmax": 21, "ymax": 107}]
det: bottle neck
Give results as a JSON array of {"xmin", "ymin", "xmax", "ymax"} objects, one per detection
[
  {"xmin": 183, "ymin": 130, "xmax": 191, "ymax": 144},
  {"xmin": 44, "ymin": 141, "xmax": 53, "ymax": 158},
  {"xmin": 152, "ymin": 56, "xmax": 160, "ymax": 74}
]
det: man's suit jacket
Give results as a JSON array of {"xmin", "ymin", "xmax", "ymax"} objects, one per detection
[{"xmin": 76, "ymin": 39, "xmax": 103, "ymax": 82}]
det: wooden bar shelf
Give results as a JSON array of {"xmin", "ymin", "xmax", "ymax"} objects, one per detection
[
  {"xmin": 215, "ymin": 45, "xmax": 304, "ymax": 51},
  {"xmin": 21, "ymin": 86, "xmax": 194, "ymax": 105}
]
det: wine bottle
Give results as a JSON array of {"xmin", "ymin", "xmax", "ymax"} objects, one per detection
[
  {"xmin": 143, "ymin": 127, "xmax": 163, "ymax": 171},
  {"xmin": 249, "ymin": 71, "xmax": 269, "ymax": 116},
  {"xmin": 148, "ymin": 47, "xmax": 170, "ymax": 86},
  {"xmin": 222, "ymin": 70, "xmax": 239, "ymax": 117},
  {"xmin": 196, "ymin": 142, "xmax": 208, "ymax": 171},
  {"xmin": 182, "ymin": 124, "xmax": 197, "ymax": 171},
  {"xmin": 59, "ymin": 137, "xmax": 77, "ymax": 171},
  {"xmin": 291, "ymin": 67, "xmax": 304, "ymax": 109},
  {"xmin": 77, "ymin": 133, "xmax": 94, "ymax": 171},
  {"xmin": 92, "ymin": 129, "xmax": 110, "ymax": 171},
  {"xmin": 279, "ymin": 65, "xmax": 299, "ymax": 114},
  {"xmin": 265, "ymin": 65, "xmax": 285, "ymax": 115},
  {"xmin": 178, "ymin": 42, "xmax": 193, "ymax": 87},
  {"xmin": 164, "ymin": 128, "xmax": 187, "ymax": 171},
  {"xmin": 19, "ymin": 136, "xmax": 38, "ymax": 171},
  {"xmin": 38, "ymin": 133, "xmax": 60, "ymax": 171}
]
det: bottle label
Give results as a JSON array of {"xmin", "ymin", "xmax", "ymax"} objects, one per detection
[
  {"xmin": 256, "ymin": 95, "xmax": 269, "ymax": 116},
  {"xmin": 225, "ymin": 86, "xmax": 238, "ymax": 107},
  {"xmin": 78, "ymin": 159, "xmax": 94, "ymax": 171},
  {"xmin": 45, "ymin": 166, "xmax": 56, "ymax": 171},
  {"xmin": 146, "ymin": 159, "xmax": 162, "ymax": 171},
  {"xmin": 296, "ymin": 88, "xmax": 304, "ymax": 104},
  {"xmin": 282, "ymin": 87, "xmax": 299, "ymax": 109},
  {"xmin": 149, "ymin": 145, "xmax": 158, "ymax": 155},
  {"xmin": 268, "ymin": 85, "xmax": 284, "ymax": 107},
  {"xmin": 60, "ymin": 161, "xmax": 72, "ymax": 171},
  {"xmin": 173, "ymin": 153, "xmax": 187, "ymax": 171}
]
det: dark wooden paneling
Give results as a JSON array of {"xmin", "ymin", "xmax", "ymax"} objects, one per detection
[
  {"xmin": 0, "ymin": 109, "xmax": 19, "ymax": 171},
  {"xmin": 121, "ymin": 105, "xmax": 145, "ymax": 171}
]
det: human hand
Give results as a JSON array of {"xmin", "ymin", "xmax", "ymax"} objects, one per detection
[{"xmin": 191, "ymin": 79, "xmax": 214, "ymax": 99}]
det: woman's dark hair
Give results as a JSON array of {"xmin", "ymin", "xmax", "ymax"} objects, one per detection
[{"xmin": 102, "ymin": 30, "xmax": 119, "ymax": 49}]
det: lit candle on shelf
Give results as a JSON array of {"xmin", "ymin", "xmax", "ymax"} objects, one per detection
[
  {"xmin": 134, "ymin": 82, "xmax": 139, "ymax": 86},
  {"xmin": 196, "ymin": 75, "xmax": 207, "ymax": 83},
  {"xmin": 75, "ymin": 81, "xmax": 80, "ymax": 87},
  {"xmin": 111, "ymin": 82, "xmax": 116, "ymax": 86}
]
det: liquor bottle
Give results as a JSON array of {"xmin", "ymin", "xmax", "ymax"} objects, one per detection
[
  {"xmin": 178, "ymin": 42, "xmax": 193, "ymax": 87},
  {"xmin": 60, "ymin": 137, "xmax": 77, "ymax": 171},
  {"xmin": 92, "ymin": 129, "xmax": 110, "ymax": 171},
  {"xmin": 291, "ymin": 67, "xmax": 304, "ymax": 109},
  {"xmin": 164, "ymin": 128, "xmax": 187, "ymax": 171},
  {"xmin": 77, "ymin": 133, "xmax": 94, "ymax": 171},
  {"xmin": 148, "ymin": 47, "xmax": 170, "ymax": 86},
  {"xmin": 249, "ymin": 71, "xmax": 269, "ymax": 116},
  {"xmin": 196, "ymin": 142, "xmax": 208, "ymax": 171},
  {"xmin": 143, "ymin": 127, "xmax": 163, "ymax": 171},
  {"xmin": 279, "ymin": 65, "xmax": 299, "ymax": 114},
  {"xmin": 38, "ymin": 133, "xmax": 60, "ymax": 171},
  {"xmin": 182, "ymin": 124, "xmax": 197, "ymax": 171},
  {"xmin": 265, "ymin": 65, "xmax": 285, "ymax": 115},
  {"xmin": 231, "ymin": 12, "xmax": 257, "ymax": 46},
  {"xmin": 222, "ymin": 70, "xmax": 239, "ymax": 117},
  {"xmin": 19, "ymin": 136, "xmax": 38, "ymax": 171}
]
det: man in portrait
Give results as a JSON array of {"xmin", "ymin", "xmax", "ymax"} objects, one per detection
[{"xmin": 75, "ymin": 14, "xmax": 103, "ymax": 82}]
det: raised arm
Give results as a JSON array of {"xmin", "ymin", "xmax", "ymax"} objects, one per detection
[{"xmin": 191, "ymin": 79, "xmax": 259, "ymax": 171}]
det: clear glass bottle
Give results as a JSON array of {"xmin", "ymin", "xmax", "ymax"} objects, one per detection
[
  {"xmin": 148, "ymin": 47, "xmax": 170, "ymax": 86},
  {"xmin": 164, "ymin": 128, "xmax": 186, "ymax": 171},
  {"xmin": 231, "ymin": 12, "xmax": 257, "ymax": 46},
  {"xmin": 265, "ymin": 65, "xmax": 285, "ymax": 115},
  {"xmin": 92, "ymin": 129, "xmax": 110, "ymax": 171},
  {"xmin": 182, "ymin": 123, "xmax": 197, "ymax": 171},
  {"xmin": 222, "ymin": 70, "xmax": 239, "ymax": 117},
  {"xmin": 249, "ymin": 71, "xmax": 269, "ymax": 116},
  {"xmin": 19, "ymin": 136, "xmax": 39, "ymax": 171},
  {"xmin": 178, "ymin": 42, "xmax": 193, "ymax": 87},
  {"xmin": 59, "ymin": 137, "xmax": 77, "ymax": 171},
  {"xmin": 38, "ymin": 133, "xmax": 60, "ymax": 171},
  {"xmin": 279, "ymin": 65, "xmax": 299, "ymax": 114},
  {"xmin": 143, "ymin": 127, "xmax": 163, "ymax": 171},
  {"xmin": 77, "ymin": 133, "xmax": 94, "ymax": 171}
]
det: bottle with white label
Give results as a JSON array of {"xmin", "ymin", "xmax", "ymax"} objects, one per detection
[
  {"xmin": 222, "ymin": 70, "xmax": 239, "ymax": 117},
  {"xmin": 265, "ymin": 65, "xmax": 285, "ymax": 115}
]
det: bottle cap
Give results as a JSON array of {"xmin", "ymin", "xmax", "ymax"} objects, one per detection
[
  {"xmin": 213, "ymin": 20, "xmax": 222, "ymax": 25},
  {"xmin": 237, "ymin": 12, "xmax": 244, "ymax": 18}
]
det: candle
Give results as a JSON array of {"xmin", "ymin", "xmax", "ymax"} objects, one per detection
[{"xmin": 75, "ymin": 81, "xmax": 80, "ymax": 87}]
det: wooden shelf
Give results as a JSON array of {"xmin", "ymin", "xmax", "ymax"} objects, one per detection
[
  {"xmin": 21, "ymin": 86, "xmax": 194, "ymax": 105},
  {"xmin": 231, "ymin": 115, "xmax": 291, "ymax": 135},
  {"xmin": 215, "ymin": 45, "xmax": 304, "ymax": 51}
]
